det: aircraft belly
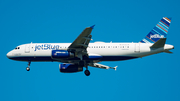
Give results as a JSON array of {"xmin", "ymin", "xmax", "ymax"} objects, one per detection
[{"xmin": 9, "ymin": 56, "xmax": 53, "ymax": 61}]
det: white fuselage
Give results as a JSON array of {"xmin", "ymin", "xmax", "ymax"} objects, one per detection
[{"xmin": 6, "ymin": 42, "xmax": 174, "ymax": 63}]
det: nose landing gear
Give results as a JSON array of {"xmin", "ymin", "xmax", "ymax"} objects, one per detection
[
  {"xmin": 26, "ymin": 67, "xmax": 30, "ymax": 71},
  {"xmin": 26, "ymin": 61, "xmax": 31, "ymax": 71}
]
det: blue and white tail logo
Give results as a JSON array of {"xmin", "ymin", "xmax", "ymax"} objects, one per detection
[{"xmin": 140, "ymin": 17, "xmax": 171, "ymax": 43}]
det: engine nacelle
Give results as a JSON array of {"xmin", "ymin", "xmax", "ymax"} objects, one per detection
[
  {"xmin": 59, "ymin": 63, "xmax": 83, "ymax": 73},
  {"xmin": 52, "ymin": 50, "xmax": 74, "ymax": 58}
]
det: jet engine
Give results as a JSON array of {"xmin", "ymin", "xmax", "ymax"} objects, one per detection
[
  {"xmin": 59, "ymin": 63, "xmax": 83, "ymax": 73},
  {"xmin": 52, "ymin": 50, "xmax": 74, "ymax": 58}
]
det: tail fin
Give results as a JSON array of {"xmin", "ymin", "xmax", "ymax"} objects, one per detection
[{"xmin": 140, "ymin": 17, "xmax": 171, "ymax": 43}]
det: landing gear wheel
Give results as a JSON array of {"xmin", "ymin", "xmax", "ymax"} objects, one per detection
[
  {"xmin": 26, "ymin": 67, "xmax": 30, "ymax": 71},
  {"xmin": 84, "ymin": 70, "xmax": 90, "ymax": 76},
  {"xmin": 26, "ymin": 61, "xmax": 31, "ymax": 71}
]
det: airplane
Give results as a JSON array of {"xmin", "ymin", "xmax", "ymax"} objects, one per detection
[{"xmin": 6, "ymin": 17, "xmax": 174, "ymax": 76}]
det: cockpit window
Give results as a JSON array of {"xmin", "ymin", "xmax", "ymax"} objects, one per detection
[{"xmin": 15, "ymin": 47, "xmax": 20, "ymax": 50}]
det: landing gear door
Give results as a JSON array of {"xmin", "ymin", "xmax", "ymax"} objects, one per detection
[
  {"xmin": 25, "ymin": 44, "xmax": 30, "ymax": 53},
  {"xmin": 134, "ymin": 43, "xmax": 140, "ymax": 52}
]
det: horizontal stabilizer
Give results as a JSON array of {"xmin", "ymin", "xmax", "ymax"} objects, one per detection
[
  {"xmin": 150, "ymin": 38, "xmax": 166, "ymax": 48},
  {"xmin": 164, "ymin": 50, "xmax": 173, "ymax": 53}
]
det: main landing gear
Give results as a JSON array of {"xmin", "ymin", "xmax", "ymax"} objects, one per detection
[
  {"xmin": 84, "ymin": 66, "xmax": 90, "ymax": 76},
  {"xmin": 84, "ymin": 70, "xmax": 90, "ymax": 76},
  {"xmin": 79, "ymin": 61, "xmax": 90, "ymax": 76},
  {"xmin": 26, "ymin": 61, "xmax": 31, "ymax": 71}
]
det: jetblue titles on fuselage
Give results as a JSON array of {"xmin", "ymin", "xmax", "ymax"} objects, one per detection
[{"xmin": 35, "ymin": 44, "xmax": 62, "ymax": 51}]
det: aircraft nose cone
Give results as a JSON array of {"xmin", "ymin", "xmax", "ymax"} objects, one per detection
[{"xmin": 6, "ymin": 51, "xmax": 12, "ymax": 58}]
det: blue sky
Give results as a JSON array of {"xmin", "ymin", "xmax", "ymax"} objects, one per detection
[{"xmin": 1, "ymin": 0, "xmax": 180, "ymax": 101}]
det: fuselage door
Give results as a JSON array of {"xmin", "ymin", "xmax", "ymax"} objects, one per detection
[
  {"xmin": 134, "ymin": 43, "xmax": 140, "ymax": 52},
  {"xmin": 25, "ymin": 44, "xmax": 30, "ymax": 53}
]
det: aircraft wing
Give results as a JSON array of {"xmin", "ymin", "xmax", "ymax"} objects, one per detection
[
  {"xmin": 68, "ymin": 25, "xmax": 94, "ymax": 49},
  {"xmin": 68, "ymin": 25, "xmax": 95, "ymax": 59}
]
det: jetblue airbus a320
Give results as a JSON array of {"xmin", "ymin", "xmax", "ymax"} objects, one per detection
[{"xmin": 7, "ymin": 17, "xmax": 174, "ymax": 76}]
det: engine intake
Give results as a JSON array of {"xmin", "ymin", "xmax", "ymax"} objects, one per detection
[
  {"xmin": 59, "ymin": 63, "xmax": 83, "ymax": 73},
  {"xmin": 52, "ymin": 50, "xmax": 74, "ymax": 58}
]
